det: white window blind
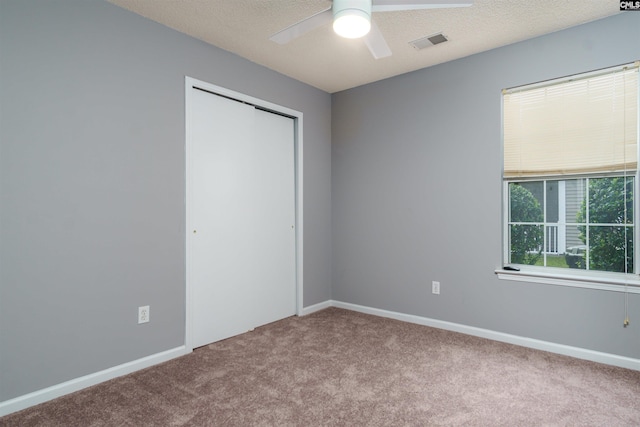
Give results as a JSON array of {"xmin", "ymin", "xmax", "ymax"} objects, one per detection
[{"xmin": 503, "ymin": 63, "xmax": 639, "ymax": 179}]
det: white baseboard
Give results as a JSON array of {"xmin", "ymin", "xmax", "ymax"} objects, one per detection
[
  {"xmin": 331, "ymin": 300, "xmax": 640, "ymax": 372},
  {"xmin": 300, "ymin": 299, "xmax": 332, "ymax": 316},
  {"xmin": 0, "ymin": 346, "xmax": 190, "ymax": 417}
]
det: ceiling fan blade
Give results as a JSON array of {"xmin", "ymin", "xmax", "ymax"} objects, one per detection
[
  {"xmin": 270, "ymin": 8, "xmax": 333, "ymax": 44},
  {"xmin": 364, "ymin": 20, "xmax": 392, "ymax": 59},
  {"xmin": 372, "ymin": 0, "xmax": 473, "ymax": 12}
]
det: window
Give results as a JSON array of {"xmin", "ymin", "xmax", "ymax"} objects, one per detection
[{"xmin": 502, "ymin": 62, "xmax": 639, "ymax": 280}]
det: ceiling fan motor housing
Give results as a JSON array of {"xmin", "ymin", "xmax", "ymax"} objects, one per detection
[{"xmin": 333, "ymin": 0, "xmax": 372, "ymax": 38}]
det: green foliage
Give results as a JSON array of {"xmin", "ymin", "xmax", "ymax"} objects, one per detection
[
  {"xmin": 535, "ymin": 254, "xmax": 570, "ymax": 268},
  {"xmin": 577, "ymin": 177, "xmax": 634, "ymax": 273},
  {"xmin": 509, "ymin": 184, "xmax": 543, "ymax": 265}
]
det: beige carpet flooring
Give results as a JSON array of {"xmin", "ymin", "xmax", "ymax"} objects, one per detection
[{"xmin": 2, "ymin": 307, "xmax": 640, "ymax": 426}]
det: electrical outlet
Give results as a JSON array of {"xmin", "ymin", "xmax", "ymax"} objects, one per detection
[
  {"xmin": 432, "ymin": 281, "xmax": 440, "ymax": 295},
  {"xmin": 138, "ymin": 305, "xmax": 150, "ymax": 324}
]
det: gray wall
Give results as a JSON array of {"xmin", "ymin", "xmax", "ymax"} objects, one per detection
[
  {"xmin": 332, "ymin": 12, "xmax": 640, "ymax": 359},
  {"xmin": 0, "ymin": 0, "xmax": 332, "ymax": 401}
]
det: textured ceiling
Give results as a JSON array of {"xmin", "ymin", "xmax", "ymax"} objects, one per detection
[{"xmin": 108, "ymin": 0, "xmax": 622, "ymax": 93}]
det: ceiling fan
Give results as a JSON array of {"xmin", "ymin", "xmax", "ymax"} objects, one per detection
[{"xmin": 269, "ymin": 0, "xmax": 473, "ymax": 59}]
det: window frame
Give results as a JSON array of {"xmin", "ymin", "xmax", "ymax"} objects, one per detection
[{"xmin": 499, "ymin": 63, "xmax": 640, "ymax": 292}]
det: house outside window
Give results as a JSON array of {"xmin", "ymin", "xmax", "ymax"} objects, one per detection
[{"xmin": 502, "ymin": 62, "xmax": 639, "ymax": 279}]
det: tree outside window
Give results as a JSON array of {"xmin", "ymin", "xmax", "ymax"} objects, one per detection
[
  {"xmin": 509, "ymin": 184, "xmax": 543, "ymax": 265},
  {"xmin": 576, "ymin": 177, "xmax": 634, "ymax": 273}
]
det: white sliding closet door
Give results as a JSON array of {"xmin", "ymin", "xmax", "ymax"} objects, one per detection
[{"xmin": 190, "ymin": 88, "xmax": 296, "ymax": 348}]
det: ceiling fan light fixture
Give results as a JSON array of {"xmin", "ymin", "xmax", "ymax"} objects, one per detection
[{"xmin": 333, "ymin": 0, "xmax": 371, "ymax": 39}]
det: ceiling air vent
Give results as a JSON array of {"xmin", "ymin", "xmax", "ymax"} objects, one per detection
[{"xmin": 410, "ymin": 32, "xmax": 448, "ymax": 50}]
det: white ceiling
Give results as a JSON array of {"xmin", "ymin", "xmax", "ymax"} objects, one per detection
[{"xmin": 108, "ymin": 0, "xmax": 622, "ymax": 93}]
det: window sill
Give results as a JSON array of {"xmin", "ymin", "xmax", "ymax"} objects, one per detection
[{"xmin": 495, "ymin": 268, "xmax": 640, "ymax": 293}]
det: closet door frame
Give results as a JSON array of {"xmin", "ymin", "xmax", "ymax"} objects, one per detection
[{"xmin": 184, "ymin": 76, "xmax": 303, "ymax": 351}]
